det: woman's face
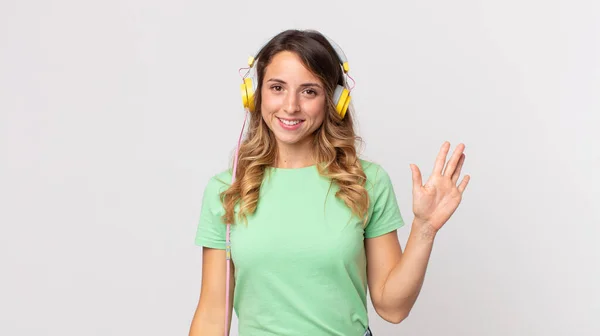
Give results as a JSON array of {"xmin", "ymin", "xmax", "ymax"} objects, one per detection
[{"xmin": 260, "ymin": 51, "xmax": 327, "ymax": 148}]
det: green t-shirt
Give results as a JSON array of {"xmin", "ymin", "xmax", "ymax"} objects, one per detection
[{"xmin": 195, "ymin": 159, "xmax": 405, "ymax": 335}]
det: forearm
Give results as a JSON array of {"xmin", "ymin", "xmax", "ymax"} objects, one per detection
[
  {"xmin": 189, "ymin": 292, "xmax": 234, "ymax": 336},
  {"xmin": 189, "ymin": 319, "xmax": 223, "ymax": 336},
  {"xmin": 189, "ymin": 308, "xmax": 231, "ymax": 336},
  {"xmin": 189, "ymin": 305, "xmax": 220, "ymax": 336},
  {"xmin": 380, "ymin": 219, "xmax": 437, "ymax": 320}
]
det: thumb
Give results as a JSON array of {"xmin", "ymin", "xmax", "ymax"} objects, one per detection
[{"xmin": 410, "ymin": 164, "xmax": 422, "ymax": 191}]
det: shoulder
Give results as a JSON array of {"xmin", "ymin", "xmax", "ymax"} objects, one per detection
[
  {"xmin": 201, "ymin": 168, "xmax": 234, "ymax": 210},
  {"xmin": 207, "ymin": 168, "xmax": 234, "ymax": 190},
  {"xmin": 359, "ymin": 158, "xmax": 394, "ymax": 191},
  {"xmin": 359, "ymin": 158, "xmax": 405, "ymax": 235}
]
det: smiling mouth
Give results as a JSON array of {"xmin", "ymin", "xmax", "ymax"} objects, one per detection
[{"xmin": 277, "ymin": 117, "xmax": 305, "ymax": 126}]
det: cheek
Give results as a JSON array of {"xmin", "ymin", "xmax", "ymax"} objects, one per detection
[
  {"xmin": 305, "ymin": 99, "xmax": 327, "ymax": 121},
  {"xmin": 260, "ymin": 90, "xmax": 282, "ymax": 110}
]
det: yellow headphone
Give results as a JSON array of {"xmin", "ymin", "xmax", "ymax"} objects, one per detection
[{"xmin": 240, "ymin": 33, "xmax": 352, "ymax": 119}]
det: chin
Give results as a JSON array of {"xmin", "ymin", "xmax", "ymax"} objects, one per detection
[{"xmin": 274, "ymin": 135, "xmax": 304, "ymax": 145}]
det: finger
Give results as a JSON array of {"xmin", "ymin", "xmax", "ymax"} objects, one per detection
[
  {"xmin": 410, "ymin": 164, "xmax": 423, "ymax": 191},
  {"xmin": 433, "ymin": 142, "xmax": 451, "ymax": 176},
  {"xmin": 443, "ymin": 143, "xmax": 465, "ymax": 177},
  {"xmin": 458, "ymin": 174, "xmax": 470, "ymax": 193},
  {"xmin": 451, "ymin": 153, "xmax": 465, "ymax": 184}
]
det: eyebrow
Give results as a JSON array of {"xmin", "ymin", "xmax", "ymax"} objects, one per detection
[{"xmin": 266, "ymin": 78, "xmax": 323, "ymax": 89}]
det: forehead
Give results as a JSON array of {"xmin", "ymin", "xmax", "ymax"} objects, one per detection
[{"xmin": 263, "ymin": 51, "xmax": 321, "ymax": 82}]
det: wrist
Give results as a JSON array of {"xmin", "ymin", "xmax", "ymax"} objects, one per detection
[{"xmin": 411, "ymin": 218, "xmax": 438, "ymax": 241}]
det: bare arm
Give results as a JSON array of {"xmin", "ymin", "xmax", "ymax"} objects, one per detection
[
  {"xmin": 367, "ymin": 142, "xmax": 470, "ymax": 323},
  {"xmin": 189, "ymin": 247, "xmax": 235, "ymax": 336},
  {"xmin": 365, "ymin": 220, "xmax": 435, "ymax": 324}
]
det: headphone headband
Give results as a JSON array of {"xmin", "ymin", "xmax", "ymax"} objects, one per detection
[
  {"xmin": 248, "ymin": 31, "xmax": 349, "ymax": 73},
  {"xmin": 318, "ymin": 32, "xmax": 350, "ymax": 73}
]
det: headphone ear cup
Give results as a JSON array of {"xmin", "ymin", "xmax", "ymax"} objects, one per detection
[
  {"xmin": 241, "ymin": 75, "xmax": 257, "ymax": 112},
  {"xmin": 333, "ymin": 85, "xmax": 350, "ymax": 119},
  {"xmin": 241, "ymin": 80, "xmax": 250, "ymax": 110},
  {"xmin": 340, "ymin": 95, "xmax": 351, "ymax": 118}
]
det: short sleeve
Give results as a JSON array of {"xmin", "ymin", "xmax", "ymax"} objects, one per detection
[
  {"xmin": 194, "ymin": 175, "xmax": 230, "ymax": 249},
  {"xmin": 364, "ymin": 164, "xmax": 405, "ymax": 239}
]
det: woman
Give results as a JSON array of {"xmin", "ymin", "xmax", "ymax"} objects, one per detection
[{"xmin": 189, "ymin": 29, "xmax": 470, "ymax": 336}]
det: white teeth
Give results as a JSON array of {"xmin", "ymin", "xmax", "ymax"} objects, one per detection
[{"xmin": 280, "ymin": 118, "xmax": 301, "ymax": 126}]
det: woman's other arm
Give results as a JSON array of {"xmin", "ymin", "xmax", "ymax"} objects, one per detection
[{"xmin": 189, "ymin": 247, "xmax": 235, "ymax": 336}]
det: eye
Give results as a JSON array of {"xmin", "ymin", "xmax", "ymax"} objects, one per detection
[
  {"xmin": 304, "ymin": 89, "xmax": 317, "ymax": 96},
  {"xmin": 270, "ymin": 85, "xmax": 283, "ymax": 92}
]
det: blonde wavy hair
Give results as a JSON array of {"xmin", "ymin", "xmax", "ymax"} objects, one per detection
[{"xmin": 221, "ymin": 29, "xmax": 370, "ymax": 226}]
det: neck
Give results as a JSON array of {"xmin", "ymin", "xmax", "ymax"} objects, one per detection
[{"xmin": 273, "ymin": 141, "xmax": 315, "ymax": 169}]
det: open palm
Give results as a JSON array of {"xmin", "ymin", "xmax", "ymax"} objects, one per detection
[{"xmin": 410, "ymin": 142, "xmax": 471, "ymax": 232}]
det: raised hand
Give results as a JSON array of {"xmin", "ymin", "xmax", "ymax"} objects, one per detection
[{"xmin": 409, "ymin": 142, "xmax": 470, "ymax": 233}]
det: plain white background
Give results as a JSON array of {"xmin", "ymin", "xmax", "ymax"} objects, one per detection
[{"xmin": 1, "ymin": 0, "xmax": 598, "ymax": 335}]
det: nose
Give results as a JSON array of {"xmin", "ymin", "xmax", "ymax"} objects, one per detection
[{"xmin": 282, "ymin": 91, "xmax": 300, "ymax": 114}]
